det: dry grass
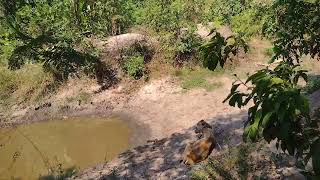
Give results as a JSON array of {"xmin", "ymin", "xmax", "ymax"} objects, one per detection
[{"xmin": 0, "ymin": 64, "xmax": 55, "ymax": 120}]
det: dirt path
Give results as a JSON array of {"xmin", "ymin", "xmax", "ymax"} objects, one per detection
[{"xmin": 112, "ymin": 76, "xmax": 243, "ymax": 139}]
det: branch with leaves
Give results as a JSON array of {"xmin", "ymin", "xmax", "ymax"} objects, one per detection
[
  {"xmin": 199, "ymin": 30, "xmax": 248, "ymax": 70},
  {"xmin": 224, "ymin": 62, "xmax": 320, "ymax": 176}
]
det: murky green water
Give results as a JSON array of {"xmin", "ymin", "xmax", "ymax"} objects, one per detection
[{"xmin": 0, "ymin": 117, "xmax": 131, "ymax": 179}]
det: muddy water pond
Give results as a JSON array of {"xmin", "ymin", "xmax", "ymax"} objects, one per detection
[{"xmin": 0, "ymin": 117, "xmax": 132, "ymax": 179}]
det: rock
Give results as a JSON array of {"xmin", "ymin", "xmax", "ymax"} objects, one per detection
[{"xmin": 90, "ymin": 33, "xmax": 157, "ymax": 60}]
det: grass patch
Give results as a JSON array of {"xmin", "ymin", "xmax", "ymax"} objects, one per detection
[
  {"xmin": 264, "ymin": 47, "xmax": 274, "ymax": 57},
  {"xmin": 174, "ymin": 68, "xmax": 223, "ymax": 91}
]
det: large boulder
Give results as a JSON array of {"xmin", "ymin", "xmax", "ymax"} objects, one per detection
[{"xmin": 91, "ymin": 33, "xmax": 156, "ymax": 59}]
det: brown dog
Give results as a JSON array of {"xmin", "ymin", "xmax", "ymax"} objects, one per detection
[{"xmin": 182, "ymin": 127, "xmax": 215, "ymax": 165}]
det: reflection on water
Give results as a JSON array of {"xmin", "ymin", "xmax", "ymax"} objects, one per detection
[{"xmin": 0, "ymin": 117, "xmax": 131, "ymax": 179}]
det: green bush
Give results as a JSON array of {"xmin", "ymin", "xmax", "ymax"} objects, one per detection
[
  {"xmin": 134, "ymin": 0, "xmax": 180, "ymax": 32},
  {"xmin": 199, "ymin": 30, "xmax": 248, "ymax": 71},
  {"xmin": 0, "ymin": 0, "xmax": 105, "ymax": 82},
  {"xmin": 76, "ymin": 0, "xmax": 134, "ymax": 36},
  {"xmin": 134, "ymin": 0, "xmax": 206, "ymax": 33},
  {"xmin": 205, "ymin": 0, "xmax": 244, "ymax": 24},
  {"xmin": 174, "ymin": 28, "xmax": 203, "ymax": 67},
  {"xmin": 230, "ymin": 8, "xmax": 264, "ymax": 38},
  {"xmin": 123, "ymin": 55, "xmax": 145, "ymax": 80},
  {"xmin": 205, "ymin": 0, "xmax": 272, "ymax": 39}
]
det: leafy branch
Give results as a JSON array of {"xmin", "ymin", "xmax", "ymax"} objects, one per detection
[{"xmin": 199, "ymin": 30, "xmax": 248, "ymax": 70}]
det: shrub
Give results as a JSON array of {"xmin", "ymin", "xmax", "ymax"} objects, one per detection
[
  {"xmin": 77, "ymin": 91, "xmax": 91, "ymax": 104},
  {"xmin": 205, "ymin": 0, "xmax": 244, "ymax": 24},
  {"xmin": 134, "ymin": 0, "xmax": 205, "ymax": 33},
  {"xmin": 76, "ymin": 0, "xmax": 134, "ymax": 36},
  {"xmin": 123, "ymin": 55, "xmax": 145, "ymax": 80},
  {"xmin": 0, "ymin": 67, "xmax": 18, "ymax": 103},
  {"xmin": 230, "ymin": 8, "xmax": 264, "ymax": 39},
  {"xmin": 203, "ymin": 1, "xmax": 320, "ymax": 176},
  {"xmin": 224, "ymin": 62, "xmax": 320, "ymax": 177},
  {"xmin": 199, "ymin": 30, "xmax": 248, "ymax": 71},
  {"xmin": 134, "ymin": 0, "xmax": 180, "ymax": 32},
  {"xmin": 174, "ymin": 28, "xmax": 203, "ymax": 67},
  {"xmin": 120, "ymin": 43, "xmax": 151, "ymax": 60},
  {"xmin": 205, "ymin": 0, "xmax": 272, "ymax": 39},
  {"xmin": 119, "ymin": 42, "xmax": 153, "ymax": 80},
  {"xmin": 0, "ymin": 0, "xmax": 106, "ymax": 82}
]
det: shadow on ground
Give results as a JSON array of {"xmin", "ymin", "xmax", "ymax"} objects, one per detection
[{"xmin": 74, "ymin": 110, "xmax": 248, "ymax": 180}]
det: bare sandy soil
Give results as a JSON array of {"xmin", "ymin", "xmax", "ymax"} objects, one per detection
[{"xmin": 93, "ymin": 75, "xmax": 241, "ymax": 139}]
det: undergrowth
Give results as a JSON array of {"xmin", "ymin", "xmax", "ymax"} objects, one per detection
[{"xmin": 123, "ymin": 55, "xmax": 145, "ymax": 80}]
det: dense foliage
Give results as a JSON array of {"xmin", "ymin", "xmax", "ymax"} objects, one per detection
[{"xmin": 1, "ymin": 0, "xmax": 99, "ymax": 81}]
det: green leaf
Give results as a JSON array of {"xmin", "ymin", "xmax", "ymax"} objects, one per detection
[
  {"xmin": 262, "ymin": 111, "xmax": 274, "ymax": 127},
  {"xmin": 247, "ymin": 109, "xmax": 262, "ymax": 141},
  {"xmin": 231, "ymin": 83, "xmax": 241, "ymax": 93},
  {"xmin": 286, "ymin": 139, "xmax": 295, "ymax": 155},
  {"xmin": 229, "ymin": 94, "xmax": 239, "ymax": 107},
  {"xmin": 204, "ymin": 53, "xmax": 219, "ymax": 71},
  {"xmin": 243, "ymin": 126, "xmax": 251, "ymax": 142},
  {"xmin": 223, "ymin": 92, "xmax": 234, "ymax": 103},
  {"xmin": 301, "ymin": 73, "xmax": 308, "ymax": 83},
  {"xmin": 245, "ymin": 71, "xmax": 266, "ymax": 84},
  {"xmin": 279, "ymin": 122, "xmax": 290, "ymax": 140},
  {"xmin": 270, "ymin": 77, "xmax": 284, "ymax": 86}
]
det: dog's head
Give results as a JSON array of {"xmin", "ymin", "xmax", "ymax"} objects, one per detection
[{"xmin": 195, "ymin": 120, "xmax": 212, "ymax": 133}]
